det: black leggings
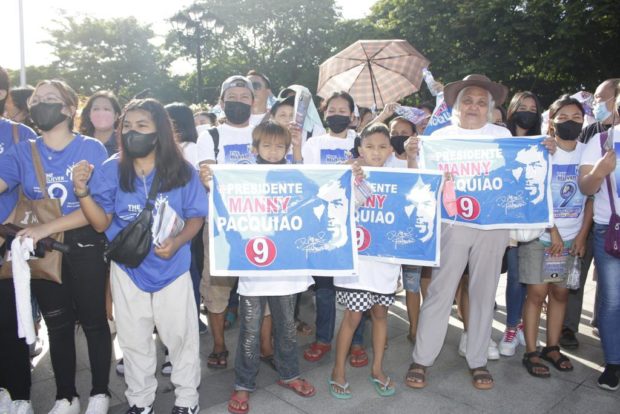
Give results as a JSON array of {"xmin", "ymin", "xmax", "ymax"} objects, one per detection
[
  {"xmin": 31, "ymin": 225, "xmax": 111, "ymax": 400},
  {"xmin": 0, "ymin": 279, "xmax": 31, "ymax": 400}
]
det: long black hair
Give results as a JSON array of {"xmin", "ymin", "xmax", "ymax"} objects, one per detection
[
  {"xmin": 506, "ymin": 91, "xmax": 542, "ymax": 136},
  {"xmin": 165, "ymin": 102, "xmax": 198, "ymax": 143},
  {"xmin": 118, "ymin": 98, "xmax": 192, "ymax": 193}
]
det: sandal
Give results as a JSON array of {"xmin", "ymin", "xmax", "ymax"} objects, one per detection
[
  {"xmin": 303, "ymin": 342, "xmax": 331, "ymax": 362},
  {"xmin": 349, "ymin": 346, "xmax": 369, "ymax": 368},
  {"xmin": 328, "ymin": 379, "xmax": 351, "ymax": 399},
  {"xmin": 405, "ymin": 362, "xmax": 426, "ymax": 389},
  {"xmin": 260, "ymin": 355, "xmax": 277, "ymax": 371},
  {"xmin": 540, "ymin": 346, "xmax": 573, "ymax": 371},
  {"xmin": 227, "ymin": 391, "xmax": 249, "ymax": 414},
  {"xmin": 522, "ymin": 351, "xmax": 550, "ymax": 378},
  {"xmin": 277, "ymin": 378, "xmax": 316, "ymax": 397},
  {"xmin": 207, "ymin": 350, "xmax": 229, "ymax": 369},
  {"xmin": 295, "ymin": 320, "xmax": 313, "ymax": 336},
  {"xmin": 369, "ymin": 375, "xmax": 395, "ymax": 397},
  {"xmin": 470, "ymin": 366, "xmax": 494, "ymax": 390}
]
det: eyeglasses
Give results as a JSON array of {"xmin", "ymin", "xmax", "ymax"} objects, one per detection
[
  {"xmin": 251, "ymin": 81, "xmax": 264, "ymax": 91},
  {"xmin": 29, "ymin": 94, "xmax": 64, "ymax": 106}
]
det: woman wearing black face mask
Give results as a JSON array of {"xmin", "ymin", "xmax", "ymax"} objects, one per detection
[
  {"xmin": 0, "ymin": 80, "xmax": 112, "ymax": 413},
  {"xmin": 506, "ymin": 91, "xmax": 543, "ymax": 137},
  {"xmin": 520, "ymin": 95, "xmax": 592, "ymax": 378},
  {"xmin": 74, "ymin": 99, "xmax": 207, "ymax": 413}
]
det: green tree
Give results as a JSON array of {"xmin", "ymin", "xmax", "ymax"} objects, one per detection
[{"xmin": 44, "ymin": 14, "xmax": 177, "ymax": 100}]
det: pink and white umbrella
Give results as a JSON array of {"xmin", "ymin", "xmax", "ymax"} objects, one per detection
[{"xmin": 317, "ymin": 39, "xmax": 430, "ymax": 109}]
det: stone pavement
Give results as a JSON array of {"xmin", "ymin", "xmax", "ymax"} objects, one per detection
[{"xmin": 30, "ymin": 274, "xmax": 619, "ymax": 414}]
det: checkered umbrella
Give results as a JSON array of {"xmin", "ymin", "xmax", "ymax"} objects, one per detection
[{"xmin": 317, "ymin": 39, "xmax": 430, "ymax": 109}]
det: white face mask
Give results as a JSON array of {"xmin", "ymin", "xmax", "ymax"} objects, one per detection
[{"xmin": 593, "ymin": 98, "xmax": 613, "ymax": 123}]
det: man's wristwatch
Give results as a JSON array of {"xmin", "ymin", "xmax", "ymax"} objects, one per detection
[{"xmin": 74, "ymin": 186, "xmax": 90, "ymax": 198}]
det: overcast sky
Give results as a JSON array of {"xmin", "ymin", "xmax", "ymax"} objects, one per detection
[{"xmin": 1, "ymin": 0, "xmax": 377, "ymax": 72}]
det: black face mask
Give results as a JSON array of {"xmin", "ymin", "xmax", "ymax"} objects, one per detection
[
  {"xmin": 122, "ymin": 130, "xmax": 158, "ymax": 158},
  {"xmin": 390, "ymin": 135, "xmax": 408, "ymax": 155},
  {"xmin": 30, "ymin": 102, "xmax": 68, "ymax": 132},
  {"xmin": 326, "ymin": 115, "xmax": 351, "ymax": 134},
  {"xmin": 255, "ymin": 154, "xmax": 287, "ymax": 164},
  {"xmin": 224, "ymin": 101, "xmax": 252, "ymax": 125},
  {"xmin": 513, "ymin": 111, "xmax": 538, "ymax": 130},
  {"xmin": 554, "ymin": 120, "xmax": 583, "ymax": 141}
]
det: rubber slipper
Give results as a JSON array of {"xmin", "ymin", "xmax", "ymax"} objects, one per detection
[
  {"xmin": 470, "ymin": 366, "xmax": 494, "ymax": 390},
  {"xmin": 303, "ymin": 342, "xmax": 331, "ymax": 362},
  {"xmin": 207, "ymin": 350, "xmax": 228, "ymax": 369},
  {"xmin": 349, "ymin": 347, "xmax": 369, "ymax": 368},
  {"xmin": 369, "ymin": 375, "xmax": 395, "ymax": 397},
  {"xmin": 328, "ymin": 379, "xmax": 351, "ymax": 399},
  {"xmin": 405, "ymin": 362, "xmax": 426, "ymax": 389},
  {"xmin": 227, "ymin": 391, "xmax": 249, "ymax": 414},
  {"xmin": 277, "ymin": 378, "xmax": 316, "ymax": 397}
]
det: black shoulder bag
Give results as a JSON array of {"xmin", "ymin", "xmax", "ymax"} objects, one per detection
[{"xmin": 105, "ymin": 174, "xmax": 160, "ymax": 268}]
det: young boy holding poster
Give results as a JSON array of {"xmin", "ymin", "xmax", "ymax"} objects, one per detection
[{"xmin": 329, "ymin": 123, "xmax": 419, "ymax": 399}]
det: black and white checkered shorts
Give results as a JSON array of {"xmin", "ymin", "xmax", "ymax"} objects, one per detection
[{"xmin": 336, "ymin": 290, "xmax": 395, "ymax": 312}]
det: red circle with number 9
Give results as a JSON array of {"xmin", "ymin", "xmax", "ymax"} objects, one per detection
[
  {"xmin": 245, "ymin": 237, "xmax": 277, "ymax": 267},
  {"xmin": 356, "ymin": 226, "xmax": 371, "ymax": 251},
  {"xmin": 456, "ymin": 196, "xmax": 481, "ymax": 220}
]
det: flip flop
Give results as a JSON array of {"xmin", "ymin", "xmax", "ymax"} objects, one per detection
[
  {"xmin": 227, "ymin": 391, "xmax": 249, "ymax": 414},
  {"xmin": 277, "ymin": 378, "xmax": 316, "ymax": 397},
  {"xmin": 369, "ymin": 375, "xmax": 396, "ymax": 397},
  {"xmin": 328, "ymin": 379, "xmax": 352, "ymax": 400},
  {"xmin": 303, "ymin": 342, "xmax": 331, "ymax": 362}
]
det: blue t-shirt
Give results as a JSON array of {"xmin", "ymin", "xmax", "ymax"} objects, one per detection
[
  {"xmin": 90, "ymin": 156, "xmax": 209, "ymax": 292},
  {"xmin": 0, "ymin": 134, "xmax": 107, "ymax": 217},
  {"xmin": 0, "ymin": 120, "xmax": 37, "ymax": 222}
]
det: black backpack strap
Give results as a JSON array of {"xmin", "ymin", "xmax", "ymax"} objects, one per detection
[
  {"xmin": 208, "ymin": 127, "xmax": 220, "ymax": 162},
  {"xmin": 144, "ymin": 174, "xmax": 160, "ymax": 211}
]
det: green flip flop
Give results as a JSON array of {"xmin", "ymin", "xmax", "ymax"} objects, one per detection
[
  {"xmin": 328, "ymin": 379, "xmax": 352, "ymax": 399},
  {"xmin": 369, "ymin": 375, "xmax": 395, "ymax": 397}
]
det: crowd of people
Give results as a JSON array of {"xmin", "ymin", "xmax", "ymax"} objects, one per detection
[{"xmin": 0, "ymin": 63, "xmax": 618, "ymax": 414}]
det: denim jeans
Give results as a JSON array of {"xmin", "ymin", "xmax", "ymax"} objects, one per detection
[
  {"xmin": 505, "ymin": 246, "xmax": 526, "ymax": 327},
  {"xmin": 314, "ymin": 277, "xmax": 365, "ymax": 346},
  {"xmin": 235, "ymin": 295, "xmax": 299, "ymax": 391},
  {"xmin": 592, "ymin": 223, "xmax": 620, "ymax": 364}
]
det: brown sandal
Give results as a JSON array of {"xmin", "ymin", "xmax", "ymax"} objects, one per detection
[
  {"xmin": 470, "ymin": 366, "xmax": 494, "ymax": 390},
  {"xmin": 405, "ymin": 362, "xmax": 427, "ymax": 389}
]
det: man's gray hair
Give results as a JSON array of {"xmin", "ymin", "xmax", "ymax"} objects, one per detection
[{"xmin": 451, "ymin": 86, "xmax": 496, "ymax": 126}]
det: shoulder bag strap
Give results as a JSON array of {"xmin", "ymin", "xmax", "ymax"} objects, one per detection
[
  {"xmin": 30, "ymin": 141, "xmax": 50, "ymax": 199},
  {"xmin": 144, "ymin": 173, "xmax": 160, "ymax": 212},
  {"xmin": 600, "ymin": 132, "xmax": 617, "ymax": 215}
]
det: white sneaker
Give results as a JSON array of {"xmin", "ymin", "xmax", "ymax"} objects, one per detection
[
  {"xmin": 499, "ymin": 327, "xmax": 520, "ymax": 357},
  {"xmin": 516, "ymin": 323, "xmax": 526, "ymax": 346},
  {"xmin": 1, "ymin": 388, "xmax": 12, "ymax": 414},
  {"xmin": 458, "ymin": 332, "xmax": 500, "ymax": 360},
  {"xmin": 85, "ymin": 394, "xmax": 110, "ymax": 414},
  {"xmin": 458, "ymin": 331, "xmax": 467, "ymax": 357},
  {"xmin": 10, "ymin": 401, "xmax": 33, "ymax": 414},
  {"xmin": 48, "ymin": 397, "xmax": 80, "ymax": 414},
  {"xmin": 487, "ymin": 339, "xmax": 500, "ymax": 360}
]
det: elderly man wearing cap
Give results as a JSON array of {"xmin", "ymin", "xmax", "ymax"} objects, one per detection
[
  {"xmin": 196, "ymin": 75, "xmax": 256, "ymax": 371},
  {"xmin": 406, "ymin": 75, "xmax": 554, "ymax": 390}
]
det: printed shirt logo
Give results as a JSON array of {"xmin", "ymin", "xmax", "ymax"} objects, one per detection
[{"xmin": 224, "ymin": 144, "xmax": 255, "ymax": 164}]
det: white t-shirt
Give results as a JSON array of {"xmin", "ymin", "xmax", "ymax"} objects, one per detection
[
  {"xmin": 238, "ymin": 275, "xmax": 314, "ymax": 296},
  {"xmin": 540, "ymin": 143, "xmax": 586, "ymax": 242},
  {"xmin": 249, "ymin": 112, "xmax": 268, "ymax": 127},
  {"xmin": 334, "ymin": 257, "xmax": 400, "ymax": 295},
  {"xmin": 430, "ymin": 123, "xmax": 512, "ymax": 139},
  {"xmin": 179, "ymin": 142, "xmax": 199, "ymax": 169},
  {"xmin": 301, "ymin": 130, "xmax": 356, "ymax": 165},
  {"xmin": 580, "ymin": 126, "xmax": 620, "ymax": 224},
  {"xmin": 196, "ymin": 123, "xmax": 254, "ymax": 164},
  {"xmin": 384, "ymin": 153, "xmax": 408, "ymax": 168}
]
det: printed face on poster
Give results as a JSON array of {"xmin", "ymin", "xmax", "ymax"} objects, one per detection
[
  {"xmin": 419, "ymin": 135, "xmax": 553, "ymax": 229},
  {"xmin": 208, "ymin": 165, "xmax": 358, "ymax": 276}
]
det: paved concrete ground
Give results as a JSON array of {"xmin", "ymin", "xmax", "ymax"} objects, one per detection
[{"xmin": 30, "ymin": 273, "xmax": 619, "ymax": 414}]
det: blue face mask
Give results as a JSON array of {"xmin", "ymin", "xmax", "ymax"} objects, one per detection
[{"xmin": 593, "ymin": 100, "xmax": 612, "ymax": 122}]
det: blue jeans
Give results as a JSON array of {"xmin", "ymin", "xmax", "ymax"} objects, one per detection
[
  {"xmin": 314, "ymin": 277, "xmax": 365, "ymax": 345},
  {"xmin": 505, "ymin": 246, "xmax": 526, "ymax": 327},
  {"xmin": 593, "ymin": 223, "xmax": 620, "ymax": 364},
  {"xmin": 234, "ymin": 295, "xmax": 299, "ymax": 391}
]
